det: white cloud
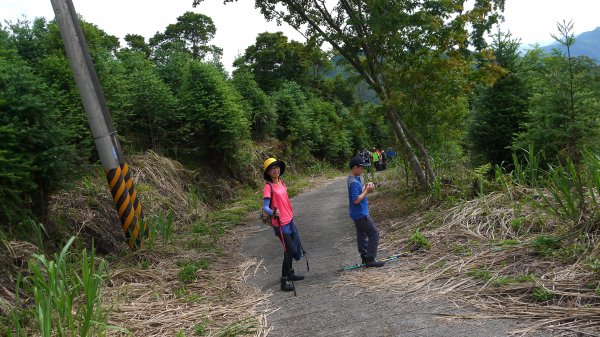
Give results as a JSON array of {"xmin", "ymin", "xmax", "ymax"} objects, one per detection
[{"xmin": 499, "ymin": 0, "xmax": 599, "ymax": 46}]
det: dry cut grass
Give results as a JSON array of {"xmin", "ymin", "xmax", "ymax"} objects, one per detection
[
  {"xmin": 342, "ymin": 185, "xmax": 600, "ymax": 336},
  {"xmin": 48, "ymin": 150, "xmax": 273, "ymax": 336},
  {"xmin": 104, "ymin": 251, "xmax": 271, "ymax": 336},
  {"xmin": 99, "ymin": 151, "xmax": 273, "ymax": 336}
]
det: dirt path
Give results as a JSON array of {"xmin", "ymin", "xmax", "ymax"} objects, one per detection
[{"xmin": 243, "ymin": 177, "xmax": 535, "ymax": 337}]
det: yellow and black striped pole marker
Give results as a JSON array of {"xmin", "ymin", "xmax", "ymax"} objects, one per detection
[
  {"xmin": 106, "ymin": 166, "xmax": 142, "ymax": 250},
  {"xmin": 51, "ymin": 0, "xmax": 148, "ymax": 250},
  {"xmin": 120, "ymin": 162, "xmax": 148, "ymax": 246}
]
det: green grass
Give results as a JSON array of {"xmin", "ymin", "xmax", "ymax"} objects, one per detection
[
  {"xmin": 176, "ymin": 259, "xmax": 211, "ymax": 270},
  {"xmin": 8, "ymin": 237, "xmax": 114, "ymax": 337},
  {"xmin": 174, "ymin": 287, "xmax": 188, "ymax": 298},
  {"xmin": 467, "ymin": 268, "xmax": 492, "ymax": 280},
  {"xmin": 584, "ymin": 257, "xmax": 600, "ymax": 274},
  {"xmin": 510, "ymin": 217, "xmax": 525, "ymax": 234},
  {"xmin": 419, "ymin": 210, "xmax": 445, "ymax": 230},
  {"xmin": 531, "ymin": 286, "xmax": 555, "ymax": 302},
  {"xmin": 552, "ymin": 242, "xmax": 590, "ymax": 262},
  {"xmin": 191, "ymin": 222, "xmax": 211, "ymax": 235},
  {"xmin": 139, "ymin": 259, "xmax": 151, "ymax": 270},
  {"xmin": 178, "ymin": 265, "xmax": 198, "ymax": 284},
  {"xmin": 186, "ymin": 236, "xmax": 224, "ymax": 254},
  {"xmin": 184, "ymin": 293, "xmax": 203, "ymax": 303},
  {"xmin": 408, "ymin": 230, "xmax": 432, "ymax": 250},
  {"xmin": 490, "ymin": 274, "xmax": 535, "ymax": 287},
  {"xmin": 177, "ymin": 259, "xmax": 212, "ymax": 284},
  {"xmin": 490, "ymin": 276, "xmax": 512, "ymax": 287},
  {"xmin": 530, "ymin": 235, "xmax": 562, "ymax": 254},
  {"xmin": 193, "ymin": 186, "xmax": 260, "ymax": 241},
  {"xmin": 28, "ymin": 220, "xmax": 48, "ymax": 250},
  {"xmin": 149, "ymin": 209, "xmax": 175, "ymax": 245},
  {"xmin": 194, "ymin": 319, "xmax": 212, "ymax": 336}
]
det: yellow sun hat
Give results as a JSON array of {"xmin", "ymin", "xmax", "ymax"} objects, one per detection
[{"xmin": 263, "ymin": 158, "xmax": 286, "ymax": 180}]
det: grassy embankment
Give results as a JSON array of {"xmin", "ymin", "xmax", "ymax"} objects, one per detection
[
  {"xmin": 343, "ymin": 156, "xmax": 600, "ymax": 336},
  {"xmin": 0, "ymin": 150, "xmax": 341, "ymax": 337}
]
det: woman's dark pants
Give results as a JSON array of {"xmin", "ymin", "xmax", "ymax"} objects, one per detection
[{"xmin": 280, "ymin": 232, "xmax": 298, "ymax": 277}]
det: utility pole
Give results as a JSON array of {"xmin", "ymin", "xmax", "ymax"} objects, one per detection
[{"xmin": 50, "ymin": 0, "xmax": 148, "ymax": 250}]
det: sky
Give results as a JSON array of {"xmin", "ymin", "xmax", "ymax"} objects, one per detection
[{"xmin": 1, "ymin": 0, "xmax": 598, "ymax": 73}]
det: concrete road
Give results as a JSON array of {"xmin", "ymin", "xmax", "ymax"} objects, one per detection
[{"xmin": 243, "ymin": 177, "xmax": 539, "ymax": 337}]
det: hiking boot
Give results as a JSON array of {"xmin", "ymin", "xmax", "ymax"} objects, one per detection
[
  {"xmin": 365, "ymin": 256, "xmax": 385, "ymax": 268},
  {"xmin": 289, "ymin": 269, "xmax": 304, "ymax": 281},
  {"xmin": 360, "ymin": 254, "xmax": 368, "ymax": 264},
  {"xmin": 280, "ymin": 277, "xmax": 295, "ymax": 292}
]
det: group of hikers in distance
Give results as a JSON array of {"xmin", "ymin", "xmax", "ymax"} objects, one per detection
[
  {"xmin": 261, "ymin": 153, "xmax": 387, "ymax": 292},
  {"xmin": 356, "ymin": 147, "xmax": 396, "ymax": 172}
]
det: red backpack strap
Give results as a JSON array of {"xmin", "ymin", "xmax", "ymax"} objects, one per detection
[{"xmin": 265, "ymin": 182, "xmax": 274, "ymax": 207}]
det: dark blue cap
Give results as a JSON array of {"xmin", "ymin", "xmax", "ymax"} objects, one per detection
[{"xmin": 349, "ymin": 157, "xmax": 366, "ymax": 169}]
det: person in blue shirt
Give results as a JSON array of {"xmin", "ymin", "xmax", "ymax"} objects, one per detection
[
  {"xmin": 347, "ymin": 157, "xmax": 385, "ymax": 267},
  {"xmin": 385, "ymin": 147, "xmax": 396, "ymax": 158}
]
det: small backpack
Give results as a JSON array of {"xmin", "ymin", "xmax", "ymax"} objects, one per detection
[{"xmin": 259, "ymin": 182, "xmax": 274, "ymax": 225}]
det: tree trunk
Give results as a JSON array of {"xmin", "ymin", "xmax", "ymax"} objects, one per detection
[
  {"xmin": 384, "ymin": 107, "xmax": 428, "ymax": 189},
  {"xmin": 395, "ymin": 113, "xmax": 436, "ymax": 184}
]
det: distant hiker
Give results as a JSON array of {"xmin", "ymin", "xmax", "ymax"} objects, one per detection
[
  {"xmin": 380, "ymin": 150, "xmax": 387, "ymax": 171},
  {"xmin": 363, "ymin": 148, "xmax": 371, "ymax": 164},
  {"xmin": 262, "ymin": 158, "xmax": 306, "ymax": 292},
  {"xmin": 347, "ymin": 157, "xmax": 384, "ymax": 267},
  {"xmin": 358, "ymin": 149, "xmax": 374, "ymax": 183},
  {"xmin": 372, "ymin": 148, "xmax": 381, "ymax": 171},
  {"xmin": 357, "ymin": 149, "xmax": 368, "ymax": 164},
  {"xmin": 385, "ymin": 147, "xmax": 396, "ymax": 159}
]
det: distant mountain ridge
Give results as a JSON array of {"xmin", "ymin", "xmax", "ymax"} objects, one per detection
[
  {"xmin": 539, "ymin": 26, "xmax": 600, "ymax": 61},
  {"xmin": 326, "ymin": 27, "xmax": 600, "ymax": 103}
]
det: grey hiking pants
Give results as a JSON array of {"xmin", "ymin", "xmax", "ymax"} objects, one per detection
[{"xmin": 353, "ymin": 215, "xmax": 380, "ymax": 258}]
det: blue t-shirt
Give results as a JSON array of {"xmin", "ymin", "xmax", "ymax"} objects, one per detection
[{"xmin": 347, "ymin": 175, "xmax": 369, "ymax": 220}]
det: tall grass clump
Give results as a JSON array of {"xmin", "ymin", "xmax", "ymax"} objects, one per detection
[
  {"xmin": 8, "ymin": 237, "xmax": 111, "ymax": 337},
  {"xmin": 542, "ymin": 151, "xmax": 600, "ymax": 233},
  {"xmin": 511, "ymin": 144, "xmax": 543, "ymax": 188},
  {"xmin": 504, "ymin": 147, "xmax": 600, "ymax": 233},
  {"xmin": 28, "ymin": 220, "xmax": 48, "ymax": 250},
  {"xmin": 150, "ymin": 209, "xmax": 175, "ymax": 245},
  {"xmin": 429, "ymin": 176, "xmax": 443, "ymax": 201}
]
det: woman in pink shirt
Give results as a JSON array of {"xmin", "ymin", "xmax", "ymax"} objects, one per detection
[{"xmin": 262, "ymin": 158, "xmax": 306, "ymax": 292}]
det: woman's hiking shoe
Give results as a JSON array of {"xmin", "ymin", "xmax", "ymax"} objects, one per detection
[
  {"xmin": 289, "ymin": 269, "xmax": 305, "ymax": 281},
  {"xmin": 365, "ymin": 256, "xmax": 385, "ymax": 268},
  {"xmin": 280, "ymin": 277, "xmax": 295, "ymax": 291}
]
